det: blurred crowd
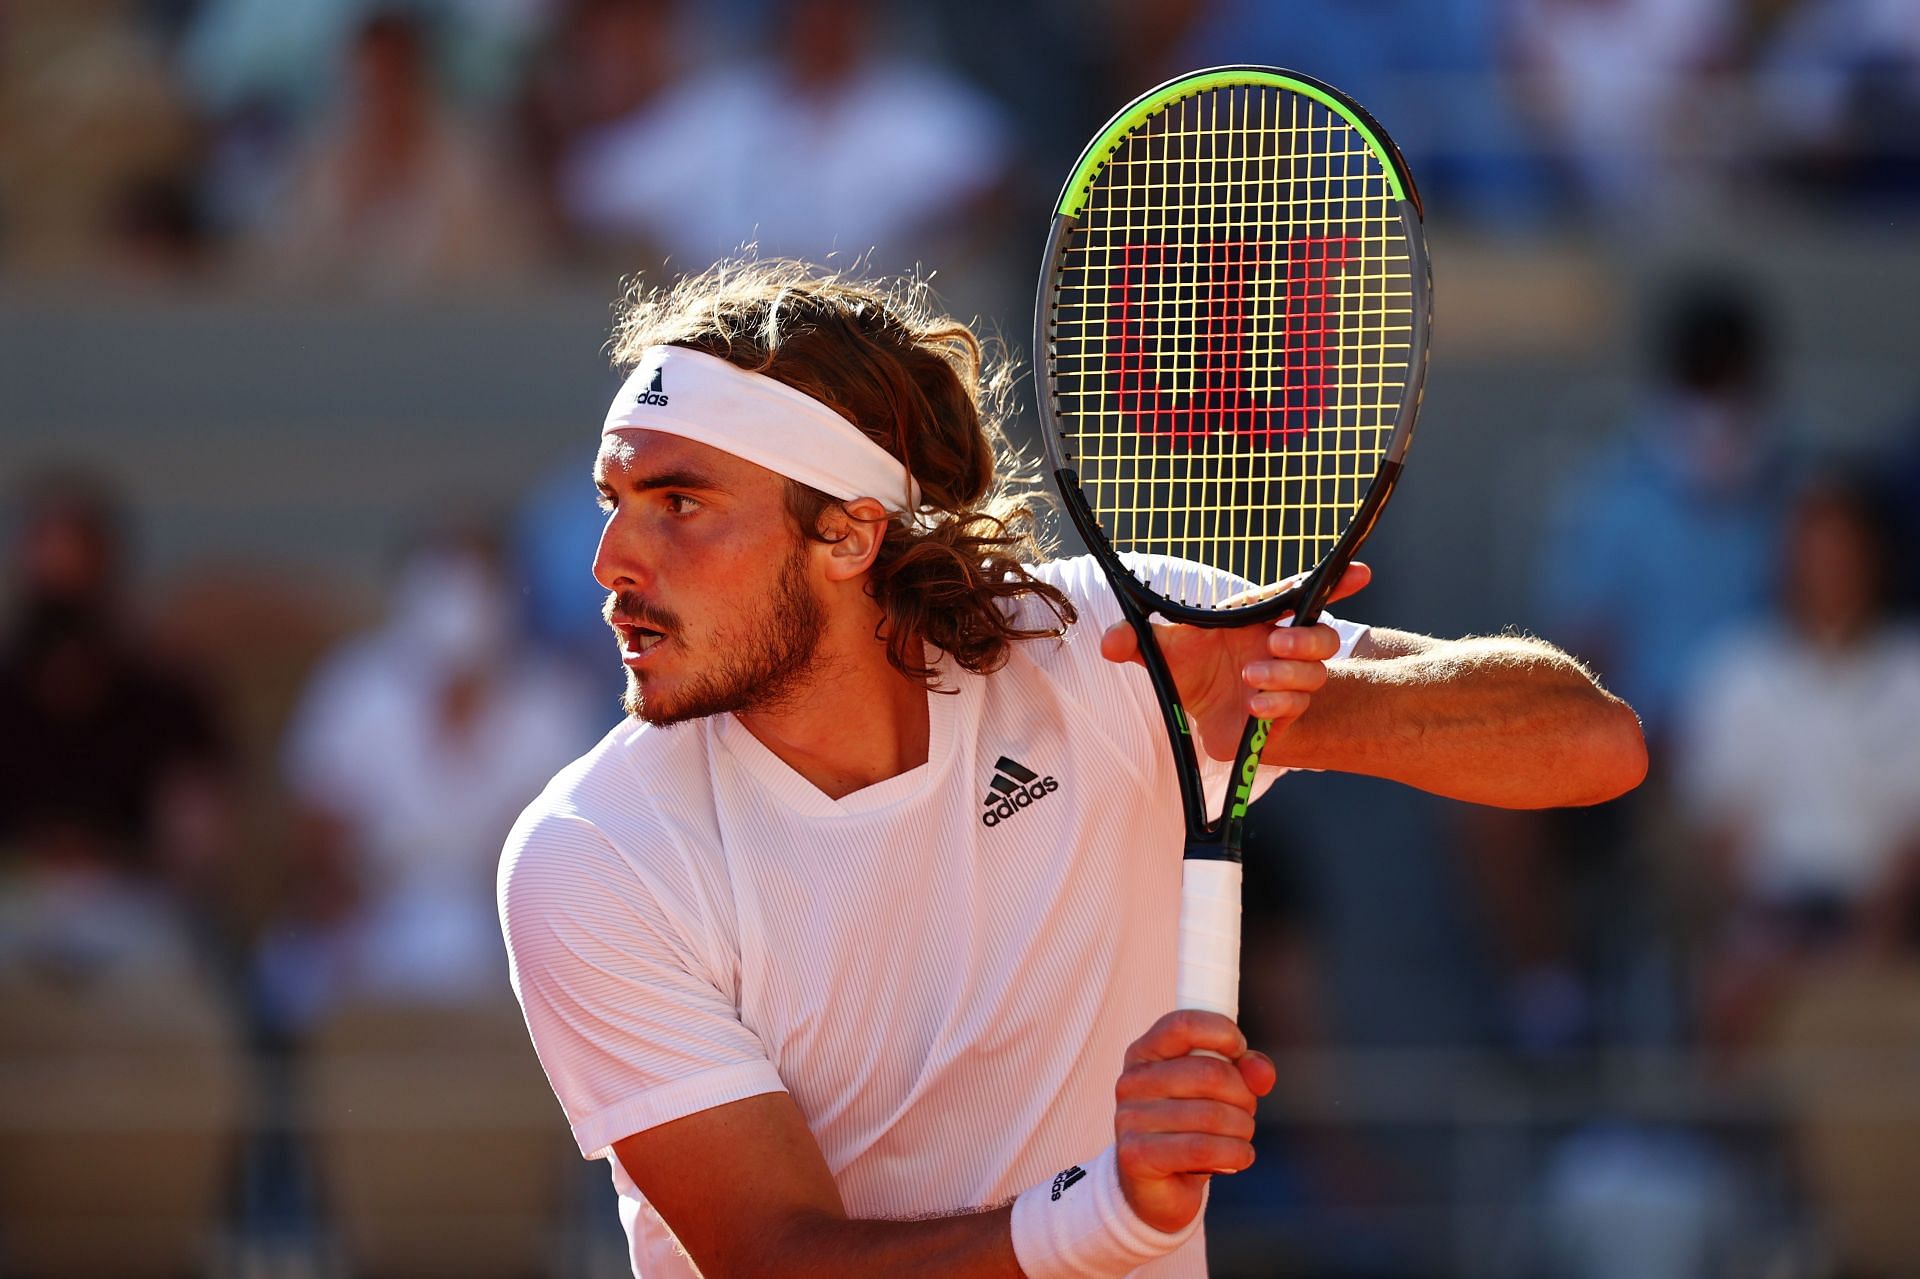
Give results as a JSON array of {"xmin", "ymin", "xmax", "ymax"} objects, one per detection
[
  {"xmin": 6, "ymin": 1, "xmax": 1920, "ymax": 1277},
  {"xmin": 4, "ymin": 0, "xmax": 1920, "ymax": 290}
]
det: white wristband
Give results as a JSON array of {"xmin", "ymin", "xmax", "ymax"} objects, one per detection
[{"xmin": 1009, "ymin": 1144, "xmax": 1204, "ymax": 1278}]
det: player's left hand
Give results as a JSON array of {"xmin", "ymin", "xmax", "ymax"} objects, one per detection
[{"xmin": 1100, "ymin": 562, "xmax": 1370, "ymax": 763}]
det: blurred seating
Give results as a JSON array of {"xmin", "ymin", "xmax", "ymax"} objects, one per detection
[
  {"xmin": 1766, "ymin": 964, "xmax": 1920, "ymax": 1276},
  {"xmin": 1760, "ymin": 0, "xmax": 1920, "ymax": 208},
  {"xmin": 152, "ymin": 562, "xmax": 372, "ymax": 956},
  {"xmin": 301, "ymin": 996, "xmax": 571, "ymax": 1279},
  {"xmin": 0, "ymin": 885, "xmax": 245, "ymax": 1279}
]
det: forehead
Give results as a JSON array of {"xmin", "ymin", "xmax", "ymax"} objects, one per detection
[{"xmin": 595, "ymin": 430, "xmax": 785, "ymax": 494}]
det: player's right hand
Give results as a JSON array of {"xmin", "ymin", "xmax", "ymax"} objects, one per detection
[{"xmin": 1113, "ymin": 1009, "xmax": 1276, "ymax": 1233}]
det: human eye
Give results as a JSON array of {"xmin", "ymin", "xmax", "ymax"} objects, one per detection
[
  {"xmin": 594, "ymin": 486, "xmax": 616, "ymax": 512},
  {"xmin": 664, "ymin": 493, "xmax": 702, "ymax": 515}
]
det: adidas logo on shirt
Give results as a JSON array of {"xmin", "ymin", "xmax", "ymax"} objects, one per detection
[
  {"xmin": 633, "ymin": 367, "xmax": 669, "ymax": 407},
  {"xmin": 981, "ymin": 755, "xmax": 1058, "ymax": 827}
]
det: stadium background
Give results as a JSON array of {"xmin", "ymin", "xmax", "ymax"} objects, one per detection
[{"xmin": 4, "ymin": 1, "xmax": 1920, "ymax": 1275}]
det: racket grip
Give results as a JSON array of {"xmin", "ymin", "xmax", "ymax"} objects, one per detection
[{"xmin": 1177, "ymin": 858, "xmax": 1243, "ymax": 1029}]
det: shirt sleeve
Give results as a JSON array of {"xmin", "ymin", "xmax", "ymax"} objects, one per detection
[
  {"xmin": 498, "ymin": 805, "xmax": 785, "ymax": 1160},
  {"xmin": 1036, "ymin": 554, "xmax": 1367, "ymax": 810}
]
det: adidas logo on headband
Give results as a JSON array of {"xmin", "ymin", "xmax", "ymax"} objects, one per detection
[
  {"xmin": 633, "ymin": 368, "xmax": 669, "ymax": 408},
  {"xmin": 603, "ymin": 346, "xmax": 922, "ymax": 513}
]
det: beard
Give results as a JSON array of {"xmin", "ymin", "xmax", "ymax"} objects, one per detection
[{"xmin": 616, "ymin": 542, "xmax": 828, "ymax": 726}]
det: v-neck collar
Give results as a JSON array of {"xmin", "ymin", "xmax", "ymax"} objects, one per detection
[{"xmin": 710, "ymin": 663, "xmax": 971, "ymax": 817}]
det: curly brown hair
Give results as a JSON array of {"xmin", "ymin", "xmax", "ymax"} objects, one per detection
[{"xmin": 609, "ymin": 259, "xmax": 1077, "ymax": 687}]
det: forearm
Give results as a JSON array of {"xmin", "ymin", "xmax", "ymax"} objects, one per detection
[
  {"xmin": 1268, "ymin": 633, "xmax": 1647, "ymax": 808},
  {"xmin": 724, "ymin": 1204, "xmax": 1022, "ymax": 1279},
  {"xmin": 617, "ymin": 1094, "xmax": 1028, "ymax": 1279}
]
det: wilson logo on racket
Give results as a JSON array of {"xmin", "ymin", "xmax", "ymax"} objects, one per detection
[
  {"xmin": 631, "ymin": 367, "xmax": 669, "ymax": 407},
  {"xmin": 1228, "ymin": 720, "xmax": 1274, "ymax": 821},
  {"xmin": 1109, "ymin": 235, "xmax": 1354, "ymax": 446},
  {"xmin": 980, "ymin": 755, "xmax": 1058, "ymax": 827}
]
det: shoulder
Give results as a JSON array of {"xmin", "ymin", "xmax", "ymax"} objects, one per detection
[
  {"xmin": 1002, "ymin": 554, "xmax": 1133, "ymax": 670},
  {"xmin": 518, "ymin": 714, "xmax": 708, "ymax": 823},
  {"xmin": 1018, "ymin": 553, "xmax": 1116, "ymax": 621},
  {"xmin": 499, "ymin": 716, "xmax": 721, "ymax": 942},
  {"xmin": 1017, "ymin": 552, "xmax": 1358, "ymax": 639},
  {"xmin": 1016, "ymin": 552, "xmax": 1236, "ymax": 627}
]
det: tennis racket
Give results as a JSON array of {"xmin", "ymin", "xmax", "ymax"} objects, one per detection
[{"xmin": 1034, "ymin": 66, "xmax": 1431, "ymax": 1032}]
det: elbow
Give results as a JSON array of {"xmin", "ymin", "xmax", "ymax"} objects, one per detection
[{"xmin": 1572, "ymin": 697, "xmax": 1648, "ymax": 806}]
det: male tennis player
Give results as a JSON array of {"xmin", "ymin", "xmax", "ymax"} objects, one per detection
[{"xmin": 499, "ymin": 262, "xmax": 1645, "ymax": 1279}]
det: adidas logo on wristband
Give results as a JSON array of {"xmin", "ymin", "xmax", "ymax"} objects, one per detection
[
  {"xmin": 1049, "ymin": 1165, "xmax": 1087, "ymax": 1201},
  {"xmin": 1011, "ymin": 1144, "xmax": 1202, "ymax": 1278}
]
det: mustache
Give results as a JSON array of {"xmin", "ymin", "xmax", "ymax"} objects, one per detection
[{"xmin": 604, "ymin": 592, "xmax": 684, "ymax": 634}]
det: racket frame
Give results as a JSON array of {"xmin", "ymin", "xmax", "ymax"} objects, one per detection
[{"xmin": 1033, "ymin": 65, "xmax": 1433, "ymax": 999}]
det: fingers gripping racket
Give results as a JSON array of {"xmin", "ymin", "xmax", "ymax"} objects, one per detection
[{"xmin": 1035, "ymin": 67, "xmax": 1431, "ymax": 1031}]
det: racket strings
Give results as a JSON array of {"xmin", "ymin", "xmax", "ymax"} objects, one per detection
[{"xmin": 1048, "ymin": 84, "xmax": 1417, "ymax": 608}]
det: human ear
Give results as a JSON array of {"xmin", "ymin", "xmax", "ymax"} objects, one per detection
[{"xmin": 819, "ymin": 497, "xmax": 889, "ymax": 583}]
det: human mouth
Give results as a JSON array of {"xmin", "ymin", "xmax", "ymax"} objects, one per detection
[{"xmin": 612, "ymin": 618, "xmax": 670, "ymax": 664}]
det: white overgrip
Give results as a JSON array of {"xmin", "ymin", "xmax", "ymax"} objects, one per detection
[{"xmin": 1176, "ymin": 858, "xmax": 1242, "ymax": 1021}]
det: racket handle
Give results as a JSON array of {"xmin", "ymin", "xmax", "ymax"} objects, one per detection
[{"xmin": 1177, "ymin": 858, "xmax": 1243, "ymax": 1039}]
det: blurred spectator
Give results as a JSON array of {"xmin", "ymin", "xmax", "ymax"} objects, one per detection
[
  {"xmin": 1468, "ymin": 277, "xmax": 1791, "ymax": 1061},
  {"xmin": 184, "ymin": 0, "xmax": 556, "ymax": 115},
  {"xmin": 1507, "ymin": 0, "xmax": 1736, "ymax": 217},
  {"xmin": 517, "ymin": 0, "xmax": 685, "ymax": 261},
  {"xmin": 0, "ymin": 471, "xmax": 233, "ymax": 894},
  {"xmin": 436, "ymin": 0, "xmax": 568, "ymax": 108},
  {"xmin": 557, "ymin": 0, "xmax": 1010, "ymax": 267},
  {"xmin": 1761, "ymin": 0, "xmax": 1920, "ymax": 207},
  {"xmin": 243, "ymin": 8, "xmax": 545, "ymax": 292},
  {"xmin": 258, "ymin": 529, "xmax": 597, "ymax": 1033},
  {"xmin": 1535, "ymin": 275, "xmax": 1790, "ymax": 741},
  {"xmin": 0, "ymin": 0, "xmax": 206, "ymax": 276},
  {"xmin": 915, "ymin": 0, "xmax": 1108, "ymax": 212},
  {"xmin": 178, "ymin": 0, "xmax": 363, "ymax": 234},
  {"xmin": 181, "ymin": 0, "xmax": 371, "ymax": 123},
  {"xmin": 1674, "ymin": 476, "xmax": 1920, "ymax": 1052}
]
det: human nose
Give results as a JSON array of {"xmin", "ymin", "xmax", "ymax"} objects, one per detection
[{"xmin": 591, "ymin": 509, "xmax": 650, "ymax": 593}]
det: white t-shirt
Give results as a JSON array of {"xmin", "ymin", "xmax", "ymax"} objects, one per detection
[
  {"xmin": 498, "ymin": 555, "xmax": 1364, "ymax": 1277},
  {"xmin": 561, "ymin": 59, "xmax": 1006, "ymax": 264},
  {"xmin": 1676, "ymin": 622, "xmax": 1920, "ymax": 905}
]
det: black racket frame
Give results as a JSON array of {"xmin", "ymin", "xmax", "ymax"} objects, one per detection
[{"xmin": 1033, "ymin": 65, "xmax": 1433, "ymax": 856}]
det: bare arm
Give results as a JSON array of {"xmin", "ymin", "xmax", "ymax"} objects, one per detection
[
  {"xmin": 1101, "ymin": 563, "xmax": 1647, "ymax": 809},
  {"xmin": 613, "ymin": 1014, "xmax": 1270, "ymax": 1279},
  {"xmin": 614, "ymin": 1092, "xmax": 1022, "ymax": 1279},
  {"xmin": 1266, "ymin": 626, "xmax": 1647, "ymax": 808}
]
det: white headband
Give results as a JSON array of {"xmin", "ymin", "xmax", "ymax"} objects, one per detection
[{"xmin": 601, "ymin": 345, "xmax": 923, "ymax": 513}]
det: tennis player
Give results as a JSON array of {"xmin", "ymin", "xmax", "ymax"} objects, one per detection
[{"xmin": 499, "ymin": 262, "xmax": 1646, "ymax": 1279}]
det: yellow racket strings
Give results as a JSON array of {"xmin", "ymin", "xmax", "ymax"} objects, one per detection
[{"xmin": 1051, "ymin": 84, "xmax": 1416, "ymax": 609}]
